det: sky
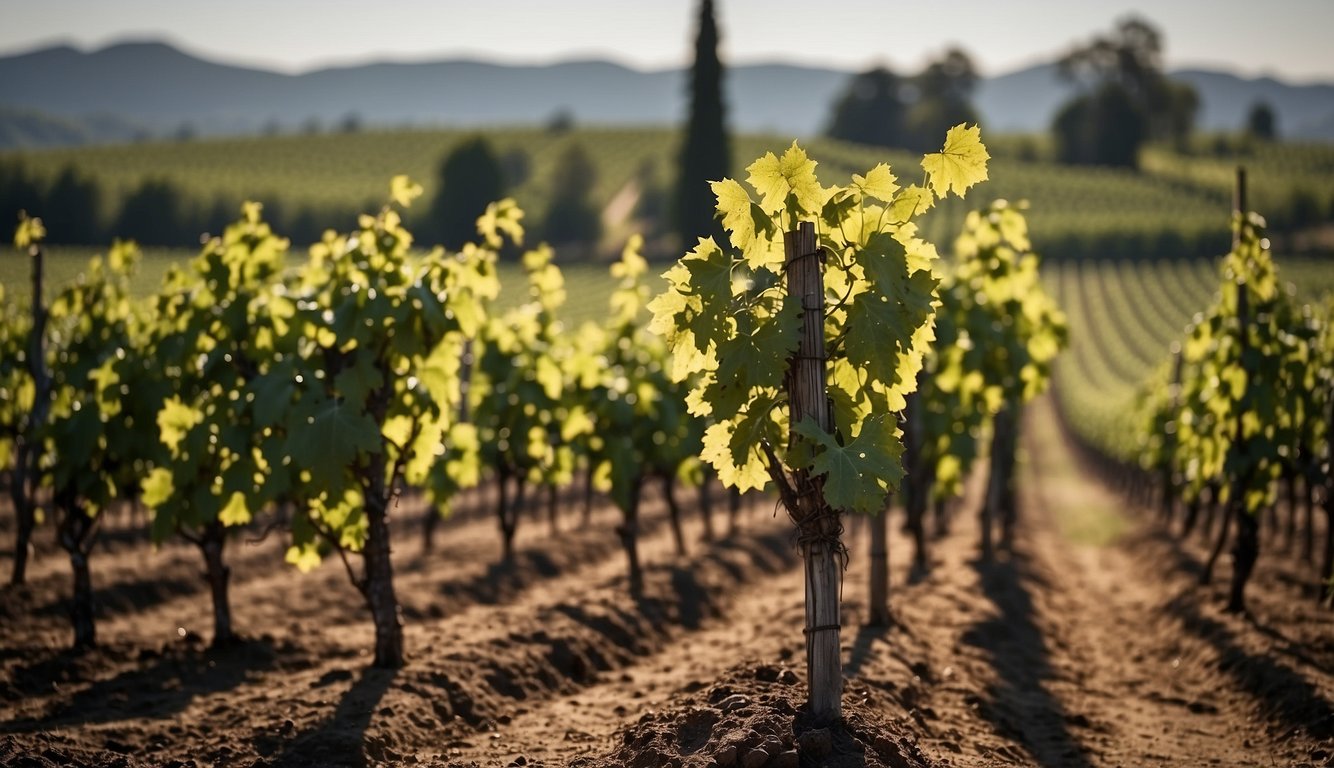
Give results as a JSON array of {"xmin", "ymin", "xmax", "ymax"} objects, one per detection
[{"xmin": 2, "ymin": 0, "xmax": 1332, "ymax": 81}]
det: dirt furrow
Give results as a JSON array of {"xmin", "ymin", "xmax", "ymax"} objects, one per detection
[{"xmin": 0, "ymin": 492, "xmax": 798, "ymax": 766}]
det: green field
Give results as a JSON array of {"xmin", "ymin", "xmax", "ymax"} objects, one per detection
[
  {"xmin": 1046, "ymin": 254, "xmax": 1334, "ymax": 461},
  {"xmin": 4, "ymin": 125, "xmax": 1332, "ymax": 464},
  {"xmin": 0, "ymin": 244, "xmax": 663, "ymax": 329},
  {"xmin": 7, "ymin": 127, "xmax": 1332, "ymax": 261}
]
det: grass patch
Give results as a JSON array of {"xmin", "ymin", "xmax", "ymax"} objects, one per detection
[{"xmin": 1023, "ymin": 395, "xmax": 1130, "ymax": 548}]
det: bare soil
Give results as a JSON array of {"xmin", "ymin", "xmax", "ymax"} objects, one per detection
[{"xmin": 2, "ymin": 394, "xmax": 1332, "ymax": 767}]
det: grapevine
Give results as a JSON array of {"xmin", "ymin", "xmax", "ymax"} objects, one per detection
[{"xmin": 650, "ymin": 125, "xmax": 990, "ymax": 719}]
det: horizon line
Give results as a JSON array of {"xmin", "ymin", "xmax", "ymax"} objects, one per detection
[{"xmin": 2, "ymin": 34, "xmax": 1332, "ymax": 87}]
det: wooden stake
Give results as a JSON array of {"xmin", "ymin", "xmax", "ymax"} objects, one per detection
[{"xmin": 783, "ymin": 221, "xmax": 843, "ymax": 722}]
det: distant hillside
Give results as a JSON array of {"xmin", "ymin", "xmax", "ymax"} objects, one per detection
[
  {"xmin": 0, "ymin": 41, "xmax": 1330, "ymax": 147},
  {"xmin": 1171, "ymin": 69, "xmax": 1334, "ymax": 139},
  {"xmin": 0, "ymin": 105, "xmax": 146, "ymax": 149}
]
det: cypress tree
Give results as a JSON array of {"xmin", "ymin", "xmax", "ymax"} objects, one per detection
[{"xmin": 674, "ymin": 0, "xmax": 730, "ymax": 246}]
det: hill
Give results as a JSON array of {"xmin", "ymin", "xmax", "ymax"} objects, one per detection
[{"xmin": 0, "ymin": 41, "xmax": 1331, "ymax": 146}]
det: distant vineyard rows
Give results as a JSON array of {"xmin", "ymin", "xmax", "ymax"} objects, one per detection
[{"xmin": 4, "ymin": 127, "xmax": 1331, "ymax": 258}]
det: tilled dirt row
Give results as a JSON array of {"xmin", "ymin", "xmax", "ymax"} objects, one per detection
[
  {"xmin": 5, "ymin": 394, "xmax": 1334, "ymax": 767},
  {"xmin": 567, "ymin": 395, "xmax": 1334, "ymax": 767},
  {"xmin": 0, "ymin": 485, "xmax": 790, "ymax": 766}
]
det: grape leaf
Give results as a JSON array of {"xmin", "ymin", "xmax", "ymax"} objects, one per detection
[
  {"xmin": 141, "ymin": 467, "xmax": 174, "ymax": 508},
  {"xmin": 286, "ymin": 395, "xmax": 382, "ymax": 490},
  {"xmin": 886, "ymin": 184, "xmax": 935, "ymax": 223},
  {"xmin": 390, "ymin": 175, "xmax": 423, "ymax": 208},
  {"xmin": 713, "ymin": 179, "xmax": 775, "ymax": 259},
  {"xmin": 158, "ymin": 396, "xmax": 203, "ymax": 456},
  {"xmin": 793, "ymin": 414, "xmax": 902, "ymax": 514},
  {"xmin": 219, "ymin": 491, "xmax": 251, "ymax": 526},
  {"xmin": 476, "ymin": 198, "xmax": 525, "ymax": 248},
  {"xmin": 921, "ymin": 124, "xmax": 990, "ymax": 199},
  {"xmin": 710, "ymin": 298, "xmax": 800, "ymax": 414},
  {"xmin": 843, "ymin": 234, "xmax": 937, "ymax": 388},
  {"xmin": 747, "ymin": 142, "xmax": 823, "ymax": 215},
  {"xmin": 852, "ymin": 164, "xmax": 899, "ymax": 204}
]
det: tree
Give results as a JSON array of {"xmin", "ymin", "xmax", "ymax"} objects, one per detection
[
  {"xmin": 541, "ymin": 142, "xmax": 601, "ymax": 246},
  {"xmin": 41, "ymin": 166, "xmax": 103, "ymax": 245},
  {"xmin": 338, "ymin": 112, "xmax": 363, "ymax": 134},
  {"xmin": 1053, "ymin": 16, "xmax": 1197, "ymax": 166},
  {"xmin": 114, "ymin": 178, "xmax": 189, "ymax": 246},
  {"xmin": 1053, "ymin": 81, "xmax": 1148, "ymax": 167},
  {"xmin": 905, "ymin": 49, "xmax": 980, "ymax": 152},
  {"xmin": 824, "ymin": 67, "xmax": 906, "ymax": 149},
  {"xmin": 579, "ymin": 235, "xmax": 704, "ymax": 587},
  {"xmin": 1171, "ymin": 210, "xmax": 1311, "ymax": 612},
  {"xmin": 674, "ymin": 0, "xmax": 730, "ymax": 247},
  {"xmin": 428, "ymin": 136, "xmax": 506, "ymax": 250},
  {"xmin": 0, "ymin": 160, "xmax": 43, "ymax": 232},
  {"xmin": 1246, "ymin": 102, "xmax": 1278, "ymax": 141}
]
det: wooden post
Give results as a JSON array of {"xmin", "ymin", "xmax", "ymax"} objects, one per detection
[
  {"xmin": 424, "ymin": 339, "xmax": 473, "ymax": 552},
  {"xmin": 1233, "ymin": 167, "xmax": 1247, "ymax": 229},
  {"xmin": 904, "ymin": 389, "xmax": 930, "ymax": 573},
  {"xmin": 1322, "ymin": 382, "xmax": 1334, "ymax": 605},
  {"xmin": 783, "ymin": 221, "xmax": 843, "ymax": 721},
  {"xmin": 10, "ymin": 239, "xmax": 48, "ymax": 586},
  {"xmin": 1161, "ymin": 342, "xmax": 1182, "ymax": 523},
  {"xmin": 868, "ymin": 497, "xmax": 890, "ymax": 626},
  {"xmin": 1227, "ymin": 166, "xmax": 1259, "ymax": 613}
]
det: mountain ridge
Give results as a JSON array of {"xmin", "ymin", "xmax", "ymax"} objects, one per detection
[{"xmin": 1, "ymin": 40, "xmax": 1330, "ymax": 148}]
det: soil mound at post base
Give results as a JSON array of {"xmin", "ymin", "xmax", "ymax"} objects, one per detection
[{"xmin": 572, "ymin": 664, "xmax": 934, "ymax": 768}]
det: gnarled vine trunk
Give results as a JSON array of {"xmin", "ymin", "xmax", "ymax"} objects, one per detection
[
  {"xmin": 1227, "ymin": 505, "xmax": 1258, "ymax": 613},
  {"xmin": 496, "ymin": 467, "xmax": 524, "ymax": 563},
  {"xmin": 363, "ymin": 485, "xmax": 403, "ymax": 668},
  {"xmin": 697, "ymin": 476, "xmax": 715, "ymax": 542},
  {"xmin": 1202, "ymin": 504, "xmax": 1233, "ymax": 586},
  {"xmin": 199, "ymin": 521, "xmax": 235, "ymax": 648},
  {"xmin": 617, "ymin": 477, "xmax": 644, "ymax": 595},
  {"xmin": 56, "ymin": 489, "xmax": 96, "ymax": 650},
  {"xmin": 662, "ymin": 474, "xmax": 687, "ymax": 556}
]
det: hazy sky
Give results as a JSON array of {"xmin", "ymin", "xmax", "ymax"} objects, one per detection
[{"xmin": 2, "ymin": 0, "xmax": 1332, "ymax": 81}]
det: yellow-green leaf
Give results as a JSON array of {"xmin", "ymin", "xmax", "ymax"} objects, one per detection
[
  {"xmin": 141, "ymin": 467, "xmax": 175, "ymax": 509},
  {"xmin": 712, "ymin": 178, "xmax": 772, "ymax": 258},
  {"xmin": 14, "ymin": 213, "xmax": 45, "ymax": 248},
  {"xmin": 158, "ymin": 396, "xmax": 203, "ymax": 456},
  {"xmin": 476, "ymin": 197, "xmax": 525, "ymax": 248},
  {"xmin": 219, "ymin": 491, "xmax": 251, "ymax": 526},
  {"xmin": 285, "ymin": 543, "xmax": 323, "ymax": 573},
  {"xmin": 921, "ymin": 124, "xmax": 990, "ymax": 199},
  {"xmin": 390, "ymin": 175, "xmax": 424, "ymax": 208},
  {"xmin": 852, "ymin": 164, "xmax": 899, "ymax": 204},
  {"xmin": 746, "ymin": 141, "xmax": 823, "ymax": 214},
  {"xmin": 886, "ymin": 185, "xmax": 935, "ymax": 223}
]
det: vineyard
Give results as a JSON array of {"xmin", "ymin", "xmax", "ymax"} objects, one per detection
[
  {"xmin": 1, "ymin": 121, "xmax": 1333, "ymax": 768},
  {"xmin": 7, "ymin": 127, "xmax": 1334, "ymax": 258}
]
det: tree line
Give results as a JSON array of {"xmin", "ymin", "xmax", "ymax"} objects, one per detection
[
  {"xmin": 0, "ymin": 136, "xmax": 603, "ymax": 251},
  {"xmin": 823, "ymin": 16, "xmax": 1288, "ymax": 172}
]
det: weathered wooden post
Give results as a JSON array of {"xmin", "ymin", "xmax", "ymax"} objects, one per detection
[
  {"xmin": 781, "ymin": 220, "xmax": 843, "ymax": 720},
  {"xmin": 1227, "ymin": 166, "xmax": 1259, "ymax": 613}
]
